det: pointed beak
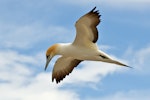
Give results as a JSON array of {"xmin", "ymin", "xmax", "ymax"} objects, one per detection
[{"xmin": 45, "ymin": 55, "xmax": 52, "ymax": 71}]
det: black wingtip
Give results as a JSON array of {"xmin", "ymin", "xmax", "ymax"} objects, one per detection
[
  {"xmin": 91, "ymin": 6, "xmax": 96, "ymax": 12},
  {"xmin": 125, "ymin": 65, "xmax": 133, "ymax": 69},
  {"xmin": 90, "ymin": 7, "xmax": 100, "ymax": 16}
]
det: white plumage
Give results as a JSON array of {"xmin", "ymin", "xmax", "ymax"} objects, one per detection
[{"xmin": 45, "ymin": 7, "xmax": 130, "ymax": 83}]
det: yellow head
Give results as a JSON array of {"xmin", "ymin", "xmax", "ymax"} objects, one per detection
[{"xmin": 45, "ymin": 44, "xmax": 59, "ymax": 70}]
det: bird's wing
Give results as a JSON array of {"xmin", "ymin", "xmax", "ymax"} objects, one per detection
[
  {"xmin": 73, "ymin": 7, "xmax": 101, "ymax": 47},
  {"xmin": 52, "ymin": 56, "xmax": 82, "ymax": 83}
]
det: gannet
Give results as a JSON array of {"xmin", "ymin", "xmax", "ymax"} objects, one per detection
[{"xmin": 45, "ymin": 7, "xmax": 130, "ymax": 83}]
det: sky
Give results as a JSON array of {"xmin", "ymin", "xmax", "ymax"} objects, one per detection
[{"xmin": 0, "ymin": 0, "xmax": 150, "ymax": 100}]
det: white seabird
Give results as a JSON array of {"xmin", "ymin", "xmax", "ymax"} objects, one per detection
[{"xmin": 45, "ymin": 7, "xmax": 130, "ymax": 83}]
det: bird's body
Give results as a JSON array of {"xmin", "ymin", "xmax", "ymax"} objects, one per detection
[
  {"xmin": 55, "ymin": 43, "xmax": 99, "ymax": 60},
  {"xmin": 45, "ymin": 7, "xmax": 130, "ymax": 83},
  {"xmin": 53, "ymin": 43, "xmax": 99, "ymax": 60}
]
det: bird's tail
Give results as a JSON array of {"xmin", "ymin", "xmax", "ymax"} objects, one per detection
[
  {"xmin": 98, "ymin": 50, "xmax": 131, "ymax": 68},
  {"xmin": 110, "ymin": 59, "xmax": 132, "ymax": 68}
]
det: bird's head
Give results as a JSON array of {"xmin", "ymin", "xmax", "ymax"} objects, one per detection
[{"xmin": 45, "ymin": 44, "xmax": 59, "ymax": 70}]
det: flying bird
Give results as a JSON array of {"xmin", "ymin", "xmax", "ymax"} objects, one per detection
[{"xmin": 45, "ymin": 7, "xmax": 130, "ymax": 83}]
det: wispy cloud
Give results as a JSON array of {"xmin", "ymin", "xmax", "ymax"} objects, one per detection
[
  {"xmin": 0, "ymin": 50, "xmax": 79, "ymax": 100},
  {"xmin": 62, "ymin": 61, "xmax": 120, "ymax": 85},
  {"xmin": 0, "ymin": 23, "xmax": 74, "ymax": 49},
  {"xmin": 60, "ymin": 0, "xmax": 150, "ymax": 10},
  {"xmin": 86, "ymin": 90, "xmax": 150, "ymax": 100},
  {"xmin": 127, "ymin": 46, "xmax": 150, "ymax": 74},
  {"xmin": 0, "ymin": 1, "xmax": 150, "ymax": 100},
  {"xmin": 101, "ymin": 0, "xmax": 150, "ymax": 8},
  {"xmin": 0, "ymin": 49, "xmax": 127, "ymax": 100},
  {"xmin": 1, "ymin": 45, "xmax": 150, "ymax": 99}
]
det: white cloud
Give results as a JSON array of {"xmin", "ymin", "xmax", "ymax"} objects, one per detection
[
  {"xmin": 101, "ymin": 0, "xmax": 150, "ymax": 8},
  {"xmin": 0, "ymin": 46, "xmax": 129, "ymax": 100},
  {"xmin": 122, "ymin": 46, "xmax": 150, "ymax": 75},
  {"xmin": 56, "ymin": 54, "xmax": 129, "ymax": 87},
  {"xmin": 60, "ymin": 0, "xmax": 150, "ymax": 10},
  {"xmin": 63, "ymin": 61, "xmax": 119, "ymax": 84},
  {"xmin": 134, "ymin": 47, "xmax": 150, "ymax": 65},
  {"xmin": 0, "ymin": 50, "xmax": 38, "ymax": 86},
  {"xmin": 86, "ymin": 90, "xmax": 150, "ymax": 100},
  {"xmin": 131, "ymin": 47, "xmax": 150, "ymax": 74},
  {"xmin": 1, "ymin": 45, "xmax": 150, "ymax": 100},
  {"xmin": 0, "ymin": 73, "xmax": 79, "ymax": 100},
  {"xmin": 99, "ymin": 45, "xmax": 113, "ymax": 51},
  {"xmin": 0, "ymin": 23, "xmax": 74, "ymax": 49},
  {"xmin": 0, "ymin": 1, "xmax": 150, "ymax": 100},
  {"xmin": 57, "ymin": 45, "xmax": 150, "ymax": 86},
  {"xmin": 0, "ymin": 23, "xmax": 43, "ymax": 49},
  {"xmin": 0, "ymin": 50, "xmax": 79, "ymax": 100}
]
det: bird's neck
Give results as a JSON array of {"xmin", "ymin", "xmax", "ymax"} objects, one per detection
[{"xmin": 56, "ymin": 43, "xmax": 71, "ymax": 55}]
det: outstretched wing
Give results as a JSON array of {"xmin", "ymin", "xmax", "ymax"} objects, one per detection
[
  {"xmin": 73, "ymin": 7, "xmax": 101, "ymax": 47},
  {"xmin": 52, "ymin": 57, "xmax": 82, "ymax": 83}
]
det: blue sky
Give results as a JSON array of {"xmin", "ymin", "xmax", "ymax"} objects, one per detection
[{"xmin": 0, "ymin": 0, "xmax": 150, "ymax": 100}]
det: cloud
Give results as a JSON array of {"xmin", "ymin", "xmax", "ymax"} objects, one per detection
[
  {"xmin": 0, "ymin": 51, "xmax": 126, "ymax": 100},
  {"xmin": 86, "ymin": 90, "xmax": 150, "ymax": 100},
  {"xmin": 128, "ymin": 46, "xmax": 150, "ymax": 74},
  {"xmin": 62, "ymin": 61, "xmax": 120, "ymax": 85},
  {"xmin": 60, "ymin": 0, "xmax": 150, "ymax": 10},
  {"xmin": 134, "ymin": 47, "xmax": 150, "ymax": 65},
  {"xmin": 1, "ymin": 45, "xmax": 150, "ymax": 100},
  {"xmin": 0, "ymin": 50, "xmax": 39, "ymax": 86},
  {"xmin": 0, "ymin": 50, "xmax": 80, "ymax": 100},
  {"xmin": 0, "ymin": 23, "xmax": 74, "ymax": 49},
  {"xmin": 59, "ymin": 45, "xmax": 150, "ymax": 86},
  {"xmin": 0, "ymin": 45, "xmax": 129, "ymax": 100},
  {"xmin": 101, "ymin": 0, "xmax": 150, "ymax": 8},
  {"xmin": 0, "ymin": 73, "xmax": 80, "ymax": 100},
  {"xmin": 0, "ymin": 1, "xmax": 149, "ymax": 100}
]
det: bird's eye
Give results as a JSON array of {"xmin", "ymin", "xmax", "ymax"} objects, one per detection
[{"xmin": 46, "ymin": 55, "xmax": 49, "ymax": 59}]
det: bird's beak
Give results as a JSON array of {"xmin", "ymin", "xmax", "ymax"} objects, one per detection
[{"xmin": 45, "ymin": 55, "xmax": 52, "ymax": 71}]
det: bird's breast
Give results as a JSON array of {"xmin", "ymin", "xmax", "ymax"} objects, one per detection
[{"xmin": 58, "ymin": 44, "xmax": 99, "ymax": 60}]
